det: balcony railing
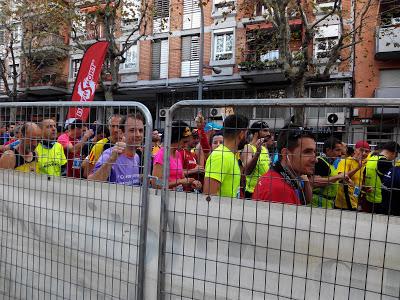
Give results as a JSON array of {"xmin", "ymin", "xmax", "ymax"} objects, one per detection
[
  {"xmin": 29, "ymin": 33, "xmax": 68, "ymax": 60},
  {"xmin": 239, "ymin": 50, "xmax": 280, "ymax": 71},
  {"xmin": 375, "ymin": 25, "xmax": 400, "ymax": 60},
  {"xmin": 31, "ymin": 33, "xmax": 66, "ymax": 49},
  {"xmin": 20, "ymin": 73, "xmax": 68, "ymax": 89}
]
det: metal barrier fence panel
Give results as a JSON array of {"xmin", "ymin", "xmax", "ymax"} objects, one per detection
[
  {"xmin": 159, "ymin": 99, "xmax": 400, "ymax": 299},
  {"xmin": 0, "ymin": 102, "xmax": 153, "ymax": 299}
]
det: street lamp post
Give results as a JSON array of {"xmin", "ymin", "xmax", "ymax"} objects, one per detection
[{"xmin": 198, "ymin": 2, "xmax": 204, "ymax": 101}]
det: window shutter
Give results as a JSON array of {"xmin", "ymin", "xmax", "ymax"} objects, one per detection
[
  {"xmin": 152, "ymin": 41, "xmax": 161, "ymax": 79},
  {"xmin": 160, "ymin": 39, "xmax": 169, "ymax": 79},
  {"xmin": 190, "ymin": 36, "xmax": 199, "ymax": 60},
  {"xmin": 183, "ymin": 0, "xmax": 200, "ymax": 29},
  {"xmin": 183, "ymin": 0, "xmax": 193, "ymax": 15},
  {"xmin": 181, "ymin": 35, "xmax": 199, "ymax": 77},
  {"xmin": 181, "ymin": 36, "xmax": 192, "ymax": 61},
  {"xmin": 0, "ymin": 30, "xmax": 4, "ymax": 45},
  {"xmin": 154, "ymin": 0, "xmax": 169, "ymax": 18}
]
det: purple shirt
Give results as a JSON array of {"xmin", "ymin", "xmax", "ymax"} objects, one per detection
[{"xmin": 93, "ymin": 148, "xmax": 140, "ymax": 186}]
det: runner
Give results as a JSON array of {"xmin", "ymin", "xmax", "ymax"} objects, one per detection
[
  {"xmin": 312, "ymin": 137, "xmax": 347, "ymax": 208},
  {"xmin": 152, "ymin": 121, "xmax": 202, "ymax": 191},
  {"xmin": 36, "ymin": 119, "xmax": 67, "ymax": 176},
  {"xmin": 241, "ymin": 121, "xmax": 271, "ymax": 199},
  {"xmin": 253, "ymin": 125, "xmax": 316, "ymax": 205},
  {"xmin": 152, "ymin": 129, "xmax": 162, "ymax": 157},
  {"xmin": 335, "ymin": 140, "xmax": 370, "ymax": 210},
  {"xmin": 204, "ymin": 114, "xmax": 249, "ymax": 198},
  {"xmin": 0, "ymin": 122, "xmax": 41, "ymax": 172},
  {"xmin": 82, "ymin": 114, "xmax": 121, "ymax": 178},
  {"xmin": 88, "ymin": 114, "xmax": 143, "ymax": 185},
  {"xmin": 363, "ymin": 141, "xmax": 400, "ymax": 213},
  {"xmin": 57, "ymin": 118, "xmax": 94, "ymax": 178}
]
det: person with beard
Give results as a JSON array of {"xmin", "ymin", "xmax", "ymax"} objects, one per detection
[
  {"xmin": 0, "ymin": 122, "xmax": 42, "ymax": 172},
  {"xmin": 253, "ymin": 125, "xmax": 317, "ymax": 205},
  {"xmin": 312, "ymin": 137, "xmax": 347, "ymax": 208},
  {"xmin": 36, "ymin": 119, "xmax": 67, "ymax": 176},
  {"xmin": 203, "ymin": 114, "xmax": 249, "ymax": 198},
  {"xmin": 83, "ymin": 114, "xmax": 121, "ymax": 178},
  {"xmin": 152, "ymin": 129, "xmax": 162, "ymax": 157}
]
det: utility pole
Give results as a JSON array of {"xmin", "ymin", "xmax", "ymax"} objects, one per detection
[{"xmin": 197, "ymin": 2, "xmax": 204, "ymax": 101}]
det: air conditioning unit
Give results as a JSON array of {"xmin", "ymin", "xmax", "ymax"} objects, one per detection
[
  {"xmin": 315, "ymin": 1, "xmax": 335, "ymax": 13},
  {"xmin": 326, "ymin": 112, "xmax": 345, "ymax": 125},
  {"xmin": 209, "ymin": 107, "xmax": 223, "ymax": 118},
  {"xmin": 392, "ymin": 17, "xmax": 400, "ymax": 25},
  {"xmin": 159, "ymin": 108, "xmax": 169, "ymax": 118}
]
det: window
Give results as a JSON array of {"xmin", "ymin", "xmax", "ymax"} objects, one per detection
[
  {"xmin": 8, "ymin": 64, "xmax": 19, "ymax": 80},
  {"xmin": 71, "ymin": 10, "xmax": 86, "ymax": 37},
  {"xmin": 152, "ymin": 39, "xmax": 168, "ymax": 79},
  {"xmin": 153, "ymin": 0, "xmax": 170, "ymax": 33},
  {"xmin": 12, "ymin": 24, "xmax": 21, "ymax": 43},
  {"xmin": 214, "ymin": 0, "xmax": 235, "ymax": 16},
  {"xmin": 181, "ymin": 35, "xmax": 199, "ymax": 77},
  {"xmin": 255, "ymin": 89, "xmax": 288, "ymax": 119},
  {"xmin": 122, "ymin": 44, "xmax": 137, "ymax": 70},
  {"xmin": 307, "ymin": 85, "xmax": 344, "ymax": 118},
  {"xmin": 0, "ymin": 29, "xmax": 4, "ymax": 45},
  {"xmin": 315, "ymin": 37, "xmax": 337, "ymax": 58},
  {"xmin": 122, "ymin": 0, "xmax": 141, "ymax": 27},
  {"xmin": 154, "ymin": 0, "xmax": 169, "ymax": 18},
  {"xmin": 86, "ymin": 15, "xmax": 105, "ymax": 40},
  {"xmin": 260, "ymin": 50, "xmax": 279, "ymax": 62},
  {"xmin": 214, "ymin": 32, "xmax": 233, "ymax": 61},
  {"xmin": 314, "ymin": 24, "xmax": 339, "ymax": 59},
  {"xmin": 70, "ymin": 59, "xmax": 81, "ymax": 79},
  {"xmin": 380, "ymin": 0, "xmax": 400, "ymax": 26},
  {"xmin": 183, "ymin": 0, "xmax": 200, "ymax": 29},
  {"xmin": 315, "ymin": 0, "xmax": 336, "ymax": 14}
]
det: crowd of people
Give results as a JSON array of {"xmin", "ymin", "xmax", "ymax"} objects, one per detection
[{"xmin": 0, "ymin": 112, "xmax": 399, "ymax": 216}]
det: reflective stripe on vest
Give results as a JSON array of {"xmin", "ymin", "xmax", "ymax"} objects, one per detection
[
  {"xmin": 245, "ymin": 144, "xmax": 270, "ymax": 193},
  {"xmin": 312, "ymin": 156, "xmax": 338, "ymax": 208},
  {"xmin": 365, "ymin": 155, "xmax": 383, "ymax": 204}
]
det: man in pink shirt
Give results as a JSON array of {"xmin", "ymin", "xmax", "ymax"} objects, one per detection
[{"xmin": 57, "ymin": 118, "xmax": 94, "ymax": 178}]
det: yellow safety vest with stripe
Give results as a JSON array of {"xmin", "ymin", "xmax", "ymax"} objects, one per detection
[
  {"xmin": 245, "ymin": 144, "xmax": 270, "ymax": 193},
  {"xmin": 364, "ymin": 154, "xmax": 383, "ymax": 204},
  {"xmin": 312, "ymin": 156, "xmax": 338, "ymax": 208}
]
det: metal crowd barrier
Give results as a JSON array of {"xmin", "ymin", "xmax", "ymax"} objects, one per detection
[
  {"xmin": 160, "ymin": 98, "xmax": 400, "ymax": 299},
  {"xmin": 1, "ymin": 99, "xmax": 400, "ymax": 299},
  {"xmin": 0, "ymin": 101, "xmax": 153, "ymax": 299}
]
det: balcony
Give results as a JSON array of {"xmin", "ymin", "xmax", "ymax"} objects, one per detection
[
  {"xmin": 375, "ymin": 26, "xmax": 400, "ymax": 60},
  {"xmin": 20, "ymin": 73, "xmax": 68, "ymax": 96},
  {"xmin": 30, "ymin": 33, "xmax": 68, "ymax": 61},
  {"xmin": 239, "ymin": 50, "xmax": 286, "ymax": 83}
]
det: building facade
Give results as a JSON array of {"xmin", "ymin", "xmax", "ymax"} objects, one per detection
[
  {"xmin": 0, "ymin": 0, "xmax": 365, "ymax": 139},
  {"xmin": 354, "ymin": 0, "xmax": 400, "ymax": 143}
]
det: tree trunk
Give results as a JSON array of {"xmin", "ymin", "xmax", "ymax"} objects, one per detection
[
  {"xmin": 104, "ymin": 88, "xmax": 114, "ymax": 101},
  {"xmin": 292, "ymin": 78, "xmax": 306, "ymax": 126},
  {"xmin": 104, "ymin": 88, "xmax": 114, "ymax": 122}
]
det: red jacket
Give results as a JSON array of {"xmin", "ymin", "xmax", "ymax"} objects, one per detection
[{"xmin": 252, "ymin": 169, "xmax": 301, "ymax": 205}]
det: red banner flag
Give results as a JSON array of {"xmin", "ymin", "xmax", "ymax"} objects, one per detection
[{"xmin": 67, "ymin": 41, "xmax": 109, "ymax": 122}]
